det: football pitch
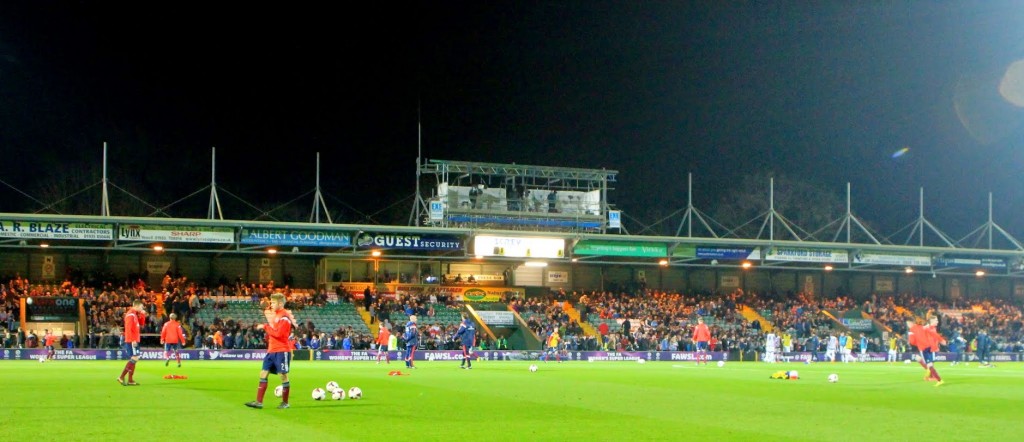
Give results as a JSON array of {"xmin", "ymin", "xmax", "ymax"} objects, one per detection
[{"xmin": 2, "ymin": 359, "xmax": 1022, "ymax": 441}]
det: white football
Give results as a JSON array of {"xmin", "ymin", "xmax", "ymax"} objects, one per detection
[
  {"xmin": 326, "ymin": 381, "xmax": 339, "ymax": 393},
  {"xmin": 348, "ymin": 387, "xmax": 362, "ymax": 400},
  {"xmin": 38, "ymin": 357, "xmax": 46, "ymax": 363},
  {"xmin": 717, "ymin": 360, "xmax": 725, "ymax": 367},
  {"xmin": 637, "ymin": 358, "xmax": 646, "ymax": 364},
  {"xmin": 312, "ymin": 387, "xmax": 326, "ymax": 400},
  {"xmin": 331, "ymin": 389, "xmax": 345, "ymax": 400},
  {"xmin": 904, "ymin": 360, "xmax": 911, "ymax": 364},
  {"xmin": 274, "ymin": 385, "xmax": 284, "ymax": 397},
  {"xmin": 828, "ymin": 374, "xmax": 839, "ymax": 383},
  {"xmin": 529, "ymin": 364, "xmax": 538, "ymax": 372}
]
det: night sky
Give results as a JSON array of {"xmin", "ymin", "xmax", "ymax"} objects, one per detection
[{"xmin": 2, "ymin": 2, "xmax": 1024, "ymax": 240}]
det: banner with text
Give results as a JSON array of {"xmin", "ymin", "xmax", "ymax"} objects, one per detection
[
  {"xmin": 445, "ymin": 286, "xmax": 524, "ymax": 302},
  {"xmin": 240, "ymin": 228, "xmax": 351, "ymax": 247},
  {"xmin": 0, "ymin": 220, "xmax": 113, "ymax": 240},
  {"xmin": 685, "ymin": 246, "xmax": 762, "ymax": 260},
  {"xmin": 3, "ymin": 349, "xmax": 1019, "ymax": 363},
  {"xmin": 933, "ymin": 256, "xmax": 1007, "ymax": 270},
  {"xmin": 118, "ymin": 224, "xmax": 234, "ymax": 244},
  {"xmin": 475, "ymin": 310, "xmax": 516, "ymax": 326},
  {"xmin": 853, "ymin": 251, "xmax": 931, "ymax": 267},
  {"xmin": 765, "ymin": 247, "xmax": 848, "ymax": 263},
  {"xmin": 473, "ymin": 235, "xmax": 565, "ymax": 258},
  {"xmin": 355, "ymin": 232, "xmax": 463, "ymax": 250},
  {"xmin": 840, "ymin": 318, "xmax": 875, "ymax": 331},
  {"xmin": 574, "ymin": 240, "xmax": 666, "ymax": 257}
]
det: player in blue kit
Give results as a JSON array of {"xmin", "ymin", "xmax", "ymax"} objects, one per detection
[
  {"xmin": 403, "ymin": 315, "xmax": 419, "ymax": 369},
  {"xmin": 454, "ymin": 313, "xmax": 476, "ymax": 369}
]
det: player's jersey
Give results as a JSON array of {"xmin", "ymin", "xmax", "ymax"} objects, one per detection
[
  {"xmin": 843, "ymin": 335, "xmax": 854, "ymax": 350},
  {"xmin": 455, "ymin": 319, "xmax": 476, "ymax": 347},
  {"xmin": 265, "ymin": 309, "xmax": 293, "ymax": 353},
  {"xmin": 376, "ymin": 328, "xmax": 391, "ymax": 347},
  {"xmin": 888, "ymin": 337, "xmax": 898, "ymax": 351},
  {"xmin": 765, "ymin": 333, "xmax": 778, "ymax": 351},
  {"xmin": 547, "ymin": 333, "xmax": 561, "ymax": 349},
  {"xmin": 692, "ymin": 323, "xmax": 710, "ymax": 342},
  {"xmin": 124, "ymin": 309, "xmax": 145, "ymax": 344},
  {"xmin": 404, "ymin": 321, "xmax": 419, "ymax": 346},
  {"xmin": 44, "ymin": 333, "xmax": 56, "ymax": 347},
  {"xmin": 388, "ymin": 334, "xmax": 398, "ymax": 350},
  {"xmin": 907, "ymin": 324, "xmax": 930, "ymax": 351},
  {"xmin": 859, "ymin": 337, "xmax": 868, "ymax": 351},
  {"xmin": 161, "ymin": 320, "xmax": 186, "ymax": 344},
  {"xmin": 827, "ymin": 336, "xmax": 838, "ymax": 351}
]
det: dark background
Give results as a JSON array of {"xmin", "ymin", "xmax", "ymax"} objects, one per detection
[{"xmin": 2, "ymin": 1, "xmax": 1023, "ymax": 237}]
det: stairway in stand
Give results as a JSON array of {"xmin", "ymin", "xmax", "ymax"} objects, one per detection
[
  {"xmin": 356, "ymin": 306, "xmax": 379, "ymax": 336},
  {"xmin": 559, "ymin": 300, "xmax": 600, "ymax": 340},
  {"xmin": 738, "ymin": 305, "xmax": 774, "ymax": 333}
]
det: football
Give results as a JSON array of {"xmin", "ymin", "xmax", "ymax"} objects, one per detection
[
  {"xmin": 637, "ymin": 358, "xmax": 646, "ymax": 364},
  {"xmin": 529, "ymin": 364, "xmax": 538, "ymax": 372},
  {"xmin": 331, "ymin": 389, "xmax": 345, "ymax": 400},
  {"xmin": 274, "ymin": 385, "xmax": 284, "ymax": 397},
  {"xmin": 717, "ymin": 360, "xmax": 725, "ymax": 367},
  {"xmin": 348, "ymin": 387, "xmax": 362, "ymax": 400},
  {"xmin": 326, "ymin": 381, "xmax": 339, "ymax": 393},
  {"xmin": 312, "ymin": 387, "xmax": 326, "ymax": 400},
  {"xmin": 38, "ymin": 357, "xmax": 46, "ymax": 363},
  {"xmin": 828, "ymin": 374, "xmax": 839, "ymax": 383}
]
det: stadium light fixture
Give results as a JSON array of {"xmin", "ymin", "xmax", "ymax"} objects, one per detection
[
  {"xmin": 905, "ymin": 267, "xmax": 913, "ymax": 274},
  {"xmin": 525, "ymin": 261, "xmax": 547, "ymax": 267},
  {"xmin": 741, "ymin": 261, "xmax": 752, "ymax": 270},
  {"xmin": 975, "ymin": 270, "xmax": 985, "ymax": 277},
  {"xmin": 824, "ymin": 265, "xmax": 833, "ymax": 271},
  {"xmin": 39, "ymin": 243, "xmax": 49, "ymax": 248},
  {"xmin": 152, "ymin": 245, "xmax": 164, "ymax": 252},
  {"xmin": 658, "ymin": 259, "xmax": 669, "ymax": 266},
  {"xmin": 267, "ymin": 248, "xmax": 278, "ymax": 254},
  {"xmin": 475, "ymin": 255, "xmax": 484, "ymax": 260},
  {"xmin": 371, "ymin": 250, "xmax": 382, "ymax": 257}
]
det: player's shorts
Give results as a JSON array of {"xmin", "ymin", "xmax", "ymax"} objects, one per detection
[
  {"xmin": 44, "ymin": 345, "xmax": 54, "ymax": 351},
  {"xmin": 825, "ymin": 350, "xmax": 836, "ymax": 359},
  {"xmin": 164, "ymin": 343, "xmax": 182, "ymax": 352},
  {"xmin": 546, "ymin": 346, "xmax": 558, "ymax": 353},
  {"xmin": 695, "ymin": 341, "xmax": 708, "ymax": 351},
  {"xmin": 122, "ymin": 342, "xmax": 140, "ymax": 358},
  {"xmin": 377, "ymin": 345, "xmax": 389, "ymax": 352},
  {"xmin": 262, "ymin": 351, "xmax": 291, "ymax": 375},
  {"xmin": 920, "ymin": 350, "xmax": 935, "ymax": 364}
]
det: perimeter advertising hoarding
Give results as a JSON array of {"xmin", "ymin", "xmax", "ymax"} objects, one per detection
[
  {"xmin": 0, "ymin": 220, "xmax": 113, "ymax": 240},
  {"xmin": 933, "ymin": 256, "xmax": 1007, "ymax": 270},
  {"xmin": 573, "ymin": 240, "xmax": 666, "ymax": 257},
  {"xmin": 354, "ymin": 232, "xmax": 463, "ymax": 250},
  {"xmin": 444, "ymin": 286, "xmax": 524, "ymax": 302},
  {"xmin": 673, "ymin": 246, "xmax": 761, "ymax": 260},
  {"xmin": 118, "ymin": 224, "xmax": 234, "ymax": 244},
  {"xmin": 473, "ymin": 235, "xmax": 565, "ymax": 258},
  {"xmin": 765, "ymin": 247, "xmax": 848, "ymax": 263},
  {"xmin": 240, "ymin": 228, "xmax": 351, "ymax": 247},
  {"xmin": 3, "ymin": 349, "xmax": 1018, "ymax": 363},
  {"xmin": 853, "ymin": 251, "xmax": 931, "ymax": 267}
]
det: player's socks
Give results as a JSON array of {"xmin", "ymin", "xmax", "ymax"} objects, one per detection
[
  {"xmin": 176, "ymin": 353, "xmax": 181, "ymax": 366},
  {"xmin": 128, "ymin": 362, "xmax": 137, "ymax": 382},
  {"xmin": 256, "ymin": 378, "xmax": 269, "ymax": 403},
  {"xmin": 929, "ymin": 367, "xmax": 941, "ymax": 381},
  {"xmin": 281, "ymin": 382, "xmax": 290, "ymax": 404}
]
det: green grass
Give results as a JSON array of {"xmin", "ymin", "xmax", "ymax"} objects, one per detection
[{"xmin": 2, "ymin": 359, "xmax": 1022, "ymax": 441}]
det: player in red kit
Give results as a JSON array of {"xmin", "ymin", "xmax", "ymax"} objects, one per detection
[
  {"xmin": 692, "ymin": 317, "xmax": 711, "ymax": 365},
  {"xmin": 375, "ymin": 325, "xmax": 391, "ymax": 364},
  {"xmin": 117, "ymin": 300, "xmax": 146, "ymax": 386},
  {"xmin": 161, "ymin": 313, "xmax": 187, "ymax": 367},
  {"xmin": 43, "ymin": 329, "xmax": 56, "ymax": 360},
  {"xmin": 246, "ymin": 293, "xmax": 295, "ymax": 409}
]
